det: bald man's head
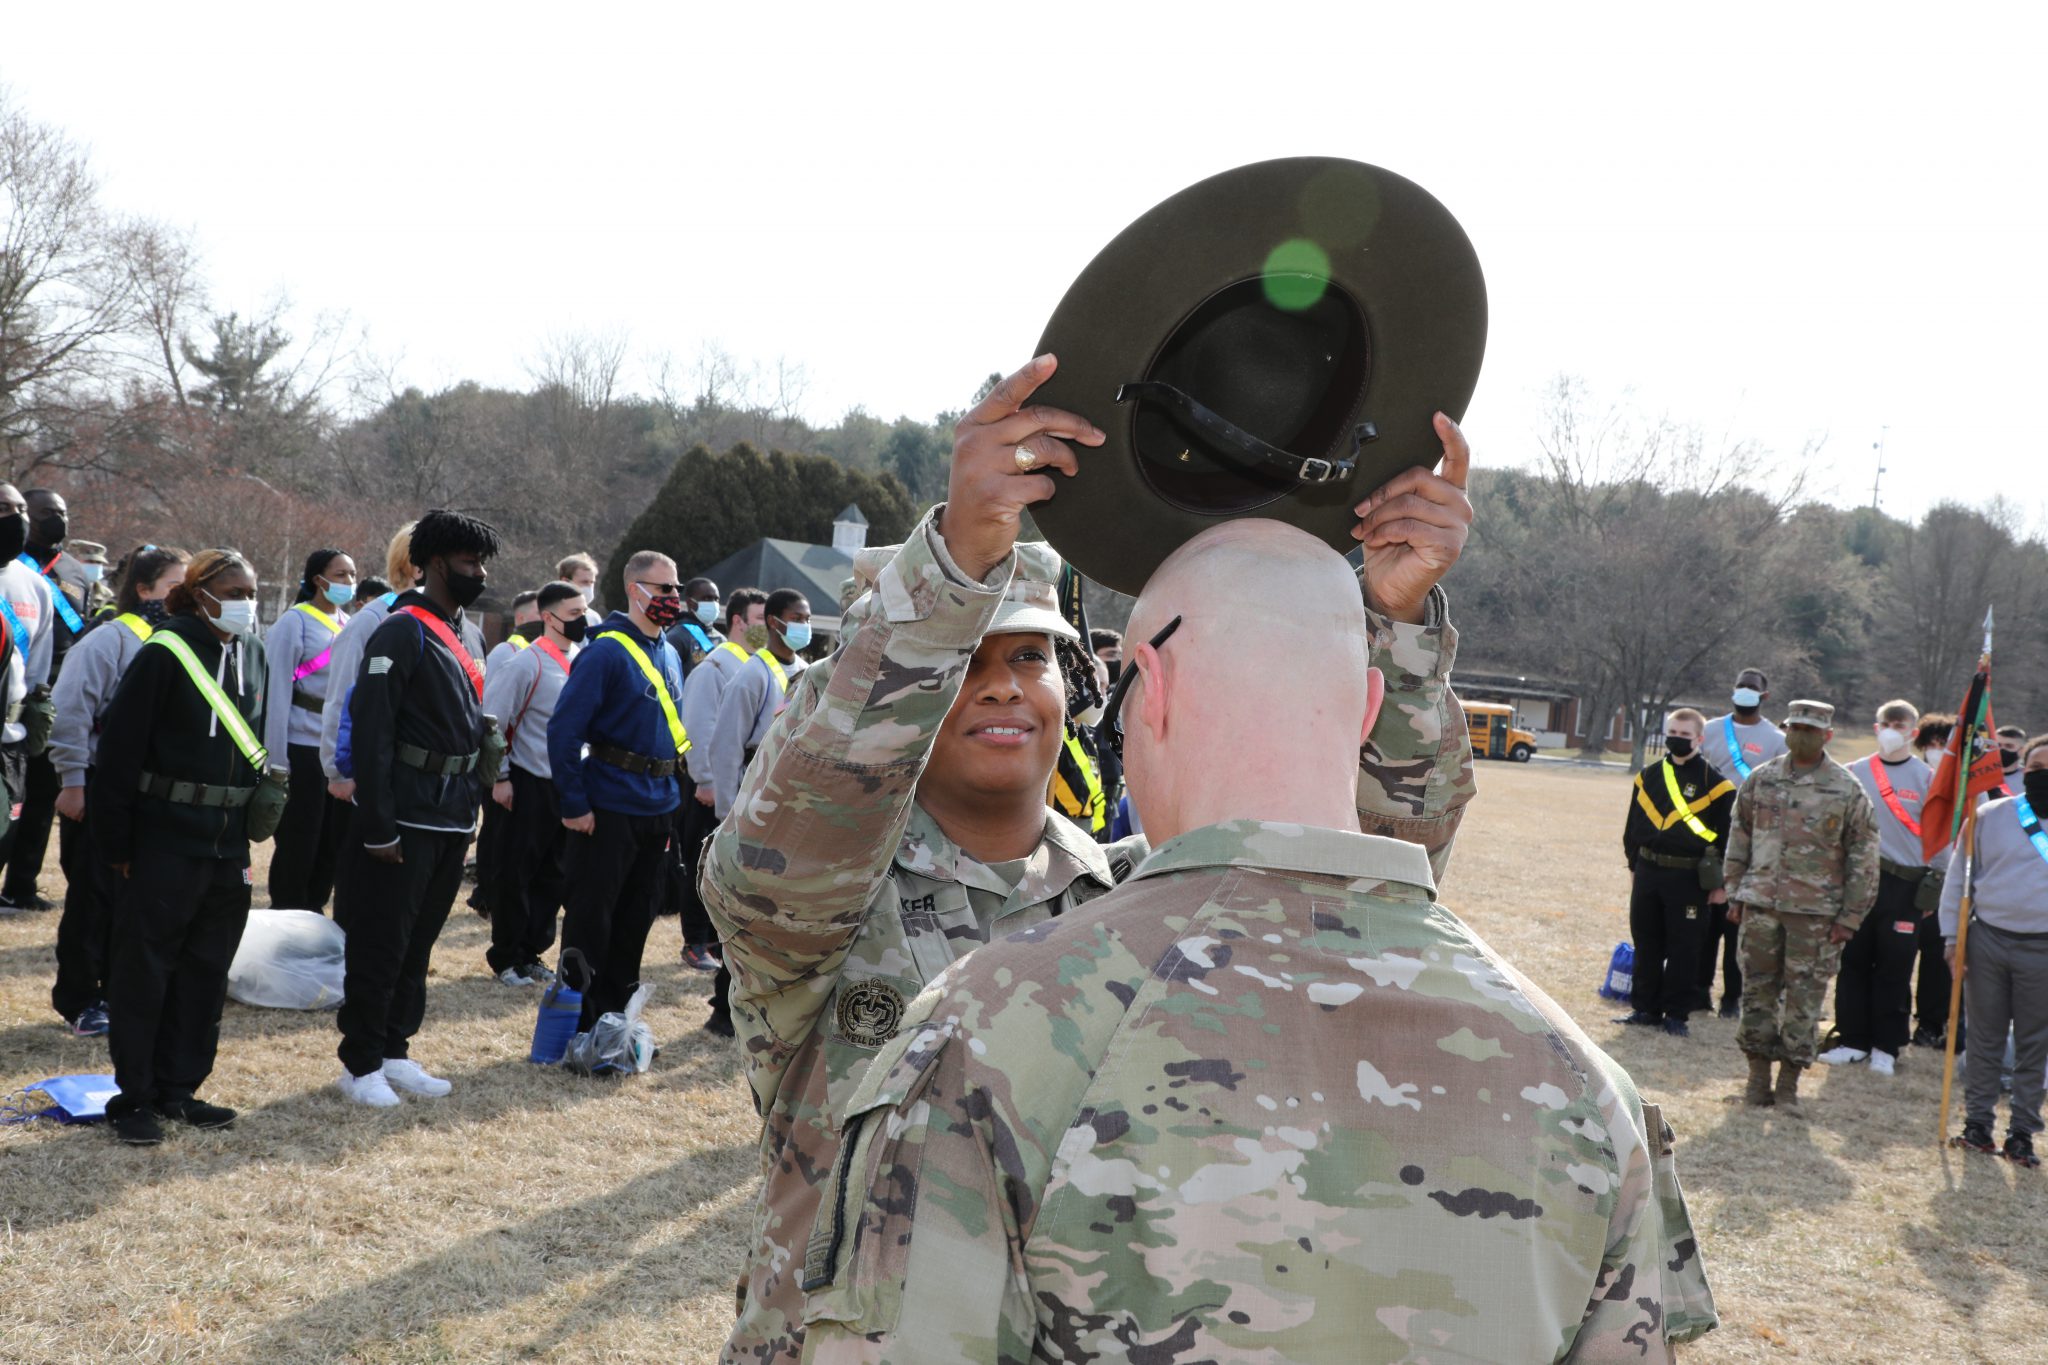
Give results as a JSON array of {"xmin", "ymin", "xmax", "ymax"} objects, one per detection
[{"xmin": 1120, "ymin": 520, "xmax": 1382, "ymax": 843}]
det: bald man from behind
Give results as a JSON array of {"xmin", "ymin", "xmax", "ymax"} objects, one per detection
[{"xmin": 801, "ymin": 521, "xmax": 1718, "ymax": 1364}]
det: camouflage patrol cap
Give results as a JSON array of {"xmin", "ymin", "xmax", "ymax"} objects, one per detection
[
  {"xmin": 1784, "ymin": 699, "xmax": 1835, "ymax": 729},
  {"xmin": 69, "ymin": 539, "xmax": 109, "ymax": 565},
  {"xmin": 843, "ymin": 540, "xmax": 1079, "ymax": 642}
]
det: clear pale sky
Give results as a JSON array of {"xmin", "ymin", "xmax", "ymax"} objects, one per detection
[{"xmin": 7, "ymin": 2, "xmax": 2043, "ymax": 528}]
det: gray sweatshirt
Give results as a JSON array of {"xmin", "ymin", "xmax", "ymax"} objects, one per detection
[
  {"xmin": 264, "ymin": 603, "xmax": 348, "ymax": 757},
  {"xmin": 679, "ymin": 641, "xmax": 752, "ymax": 786},
  {"xmin": 1701, "ymin": 712, "xmax": 1788, "ymax": 781},
  {"xmin": 50, "ymin": 615, "xmax": 151, "ymax": 785},
  {"xmin": 320, "ymin": 595, "xmax": 396, "ymax": 779},
  {"xmin": 0, "ymin": 561, "xmax": 56, "ymax": 744},
  {"xmin": 478, "ymin": 637, "xmax": 576, "ymax": 780},
  {"xmin": 1849, "ymin": 753, "xmax": 1933, "ymax": 869},
  {"xmin": 1940, "ymin": 795, "xmax": 2048, "ymax": 939},
  {"xmin": 708, "ymin": 651, "xmax": 806, "ymax": 818}
]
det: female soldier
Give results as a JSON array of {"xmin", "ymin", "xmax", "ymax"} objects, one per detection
[
  {"xmin": 93, "ymin": 549, "xmax": 275, "ymax": 1146},
  {"xmin": 49, "ymin": 545, "xmax": 190, "ymax": 1037},
  {"xmin": 264, "ymin": 548, "xmax": 356, "ymax": 910}
]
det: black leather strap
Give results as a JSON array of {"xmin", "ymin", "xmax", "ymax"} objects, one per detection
[{"xmin": 1115, "ymin": 380, "xmax": 1376, "ymax": 485}]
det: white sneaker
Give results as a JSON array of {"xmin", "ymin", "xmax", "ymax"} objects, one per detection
[
  {"xmin": 338, "ymin": 1068, "xmax": 401, "ymax": 1107},
  {"xmin": 497, "ymin": 965, "xmax": 539, "ymax": 987},
  {"xmin": 1818, "ymin": 1046, "xmax": 1869, "ymax": 1066},
  {"xmin": 1869, "ymin": 1050, "xmax": 1897, "ymax": 1076},
  {"xmin": 382, "ymin": 1058, "xmax": 453, "ymax": 1097}
]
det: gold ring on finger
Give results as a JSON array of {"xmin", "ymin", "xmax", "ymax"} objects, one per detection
[{"xmin": 1014, "ymin": 447, "xmax": 1037, "ymax": 473}]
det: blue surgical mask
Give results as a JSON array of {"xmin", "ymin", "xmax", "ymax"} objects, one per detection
[
  {"xmin": 82, "ymin": 563, "xmax": 104, "ymax": 584},
  {"xmin": 1731, "ymin": 687, "xmax": 1762, "ymax": 709},
  {"xmin": 695, "ymin": 599, "xmax": 719, "ymax": 627},
  {"xmin": 323, "ymin": 580, "xmax": 354, "ymax": 608},
  {"xmin": 781, "ymin": 619, "xmax": 812, "ymax": 652}
]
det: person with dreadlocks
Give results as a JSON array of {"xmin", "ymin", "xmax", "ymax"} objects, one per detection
[
  {"xmin": 263, "ymin": 547, "xmax": 358, "ymax": 913},
  {"xmin": 335, "ymin": 509, "xmax": 503, "ymax": 1108},
  {"xmin": 92, "ymin": 548, "xmax": 278, "ymax": 1146}
]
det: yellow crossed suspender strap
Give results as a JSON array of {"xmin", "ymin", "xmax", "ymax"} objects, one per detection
[
  {"xmin": 716, "ymin": 640, "xmax": 750, "ymax": 665},
  {"xmin": 1634, "ymin": 761, "xmax": 1733, "ymax": 841},
  {"xmin": 147, "ymin": 632, "xmax": 268, "ymax": 772},
  {"xmin": 597, "ymin": 630, "xmax": 690, "ymax": 755},
  {"xmin": 114, "ymin": 612, "xmax": 154, "ymax": 642},
  {"xmin": 755, "ymin": 647, "xmax": 789, "ymax": 695},
  {"xmin": 291, "ymin": 601, "xmax": 344, "ymax": 635}
]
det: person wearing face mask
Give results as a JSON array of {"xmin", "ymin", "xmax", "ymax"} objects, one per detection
[
  {"xmin": 1616, "ymin": 708, "xmax": 1735, "ymax": 1037},
  {"xmin": 706, "ymin": 588, "xmax": 812, "ymax": 822},
  {"xmin": 547, "ymin": 550, "xmax": 690, "ymax": 1053},
  {"xmin": 334, "ymin": 510, "xmax": 503, "ymax": 1108},
  {"xmin": 1723, "ymin": 700, "xmax": 1881, "ymax": 1110},
  {"xmin": 47, "ymin": 545, "xmax": 190, "ymax": 1037},
  {"xmin": 479, "ymin": 580, "xmax": 586, "ymax": 985},
  {"xmin": 1942, "ymin": 733, "xmax": 2048, "ymax": 1169},
  {"xmin": 1990, "ymin": 725, "xmax": 2028, "ymax": 799},
  {"xmin": 69, "ymin": 540, "xmax": 113, "ymax": 617},
  {"xmin": 663, "ymin": 576, "xmax": 724, "ymax": 677},
  {"xmin": 1, "ymin": 490, "xmax": 94, "ymax": 912},
  {"xmin": 1693, "ymin": 668, "xmax": 1789, "ymax": 1019},
  {"xmin": 484, "ymin": 591, "xmax": 543, "ymax": 673},
  {"xmin": 0, "ymin": 491, "xmax": 59, "ymax": 914},
  {"xmin": 1822, "ymin": 700, "xmax": 1934, "ymax": 1077},
  {"xmin": 90, "ymin": 549, "xmax": 273, "ymax": 1145},
  {"xmin": 261, "ymin": 548, "xmax": 357, "ymax": 914},
  {"xmin": 470, "ymin": 589, "xmax": 544, "ymax": 922},
  {"xmin": 674, "ymin": 587, "xmax": 764, "ymax": 999},
  {"xmin": 556, "ymin": 551, "xmax": 604, "ymax": 629}
]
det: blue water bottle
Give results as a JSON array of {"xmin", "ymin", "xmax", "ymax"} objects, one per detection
[{"xmin": 530, "ymin": 949, "xmax": 586, "ymax": 1064}]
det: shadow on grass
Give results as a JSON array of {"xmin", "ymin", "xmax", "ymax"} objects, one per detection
[
  {"xmin": 1683, "ymin": 1102, "xmax": 1855, "ymax": 1239},
  {"xmin": 231, "ymin": 1137, "xmax": 755, "ymax": 1365}
]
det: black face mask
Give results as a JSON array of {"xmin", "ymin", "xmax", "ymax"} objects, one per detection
[
  {"xmin": 138, "ymin": 599, "xmax": 171, "ymax": 626},
  {"xmin": 1665, "ymin": 736, "xmax": 1696, "ymax": 760},
  {"xmin": 30, "ymin": 512, "xmax": 66, "ymax": 548},
  {"xmin": 513, "ymin": 620, "xmax": 543, "ymax": 642},
  {"xmin": 2024, "ymin": 769, "xmax": 2048, "ymax": 810},
  {"xmin": 0, "ymin": 513, "xmax": 25, "ymax": 563},
  {"xmin": 442, "ymin": 563, "xmax": 487, "ymax": 609},
  {"xmin": 1104, "ymin": 659, "xmax": 1122, "ymax": 684},
  {"xmin": 558, "ymin": 615, "xmax": 588, "ymax": 644},
  {"xmin": 2003, "ymin": 750, "xmax": 2022, "ymax": 773}
]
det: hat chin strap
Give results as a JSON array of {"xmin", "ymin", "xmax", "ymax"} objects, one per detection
[{"xmin": 1115, "ymin": 381, "xmax": 1376, "ymax": 485}]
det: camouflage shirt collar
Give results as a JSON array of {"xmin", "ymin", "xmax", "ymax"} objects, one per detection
[
  {"xmin": 1129, "ymin": 819, "xmax": 1436, "ymax": 895},
  {"xmin": 898, "ymin": 802, "xmax": 1117, "ymax": 900}
]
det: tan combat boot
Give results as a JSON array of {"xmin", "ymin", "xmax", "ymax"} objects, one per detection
[
  {"xmin": 1743, "ymin": 1054, "xmax": 1775, "ymax": 1108},
  {"xmin": 1774, "ymin": 1060, "xmax": 1804, "ymax": 1112}
]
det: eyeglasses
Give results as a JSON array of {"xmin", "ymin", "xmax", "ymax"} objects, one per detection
[
  {"xmin": 635, "ymin": 581, "xmax": 682, "ymax": 597},
  {"xmin": 1098, "ymin": 615, "xmax": 1181, "ymax": 759}
]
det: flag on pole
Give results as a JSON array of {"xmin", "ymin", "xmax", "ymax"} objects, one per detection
[{"xmin": 1921, "ymin": 609, "xmax": 2003, "ymax": 862}]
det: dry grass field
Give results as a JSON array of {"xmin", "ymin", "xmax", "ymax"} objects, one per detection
[{"xmin": 3, "ymin": 758, "xmax": 2044, "ymax": 1363}]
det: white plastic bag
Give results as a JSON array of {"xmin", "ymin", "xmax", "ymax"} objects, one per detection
[
  {"xmin": 564, "ymin": 982, "xmax": 656, "ymax": 1075},
  {"xmin": 228, "ymin": 909, "xmax": 347, "ymax": 1010}
]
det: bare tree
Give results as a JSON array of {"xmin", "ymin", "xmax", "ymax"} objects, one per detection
[{"xmin": 112, "ymin": 218, "xmax": 206, "ymax": 406}]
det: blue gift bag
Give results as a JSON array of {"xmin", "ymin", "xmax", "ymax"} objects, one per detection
[{"xmin": 1599, "ymin": 943, "xmax": 1635, "ymax": 1001}]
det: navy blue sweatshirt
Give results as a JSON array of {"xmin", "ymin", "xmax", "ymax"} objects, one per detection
[{"xmin": 548, "ymin": 612, "xmax": 685, "ymax": 820}]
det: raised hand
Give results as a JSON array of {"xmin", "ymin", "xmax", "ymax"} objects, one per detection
[
  {"xmin": 938, "ymin": 354, "xmax": 1104, "ymax": 582},
  {"xmin": 1352, "ymin": 412, "xmax": 1473, "ymax": 624}
]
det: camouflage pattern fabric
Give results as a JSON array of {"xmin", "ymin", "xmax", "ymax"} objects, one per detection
[
  {"xmin": 801, "ymin": 821, "xmax": 1716, "ymax": 1363},
  {"xmin": 701, "ymin": 507, "xmax": 1477, "ymax": 1364},
  {"xmin": 1735, "ymin": 908, "xmax": 1843, "ymax": 1065},
  {"xmin": 1721, "ymin": 753, "xmax": 1880, "ymax": 929}
]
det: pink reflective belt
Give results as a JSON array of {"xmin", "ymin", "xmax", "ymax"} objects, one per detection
[{"xmin": 292, "ymin": 647, "xmax": 333, "ymax": 683}]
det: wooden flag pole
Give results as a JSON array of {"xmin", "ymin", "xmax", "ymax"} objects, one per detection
[{"xmin": 1938, "ymin": 800, "xmax": 1981, "ymax": 1146}]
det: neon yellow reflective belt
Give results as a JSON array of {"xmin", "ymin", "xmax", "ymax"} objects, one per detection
[
  {"xmin": 511, "ymin": 635, "xmax": 531, "ymax": 649},
  {"xmin": 598, "ymin": 631, "xmax": 689, "ymax": 756},
  {"xmin": 756, "ymin": 648, "xmax": 789, "ymax": 695},
  {"xmin": 1660, "ymin": 760, "xmax": 1721, "ymax": 843},
  {"xmin": 717, "ymin": 641, "xmax": 750, "ymax": 665},
  {"xmin": 1062, "ymin": 729, "xmax": 1107, "ymax": 832},
  {"xmin": 147, "ymin": 632, "xmax": 267, "ymax": 772},
  {"xmin": 114, "ymin": 613, "xmax": 154, "ymax": 642},
  {"xmin": 291, "ymin": 601, "xmax": 343, "ymax": 635}
]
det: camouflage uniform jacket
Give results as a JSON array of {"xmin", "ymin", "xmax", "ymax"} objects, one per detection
[
  {"xmin": 703, "ymin": 507, "xmax": 1476, "ymax": 1364},
  {"xmin": 801, "ymin": 821, "xmax": 1717, "ymax": 1363},
  {"xmin": 1721, "ymin": 754, "xmax": 1880, "ymax": 929}
]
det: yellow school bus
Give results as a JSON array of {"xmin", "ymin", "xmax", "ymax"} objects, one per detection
[{"xmin": 1465, "ymin": 702, "xmax": 1537, "ymax": 762}]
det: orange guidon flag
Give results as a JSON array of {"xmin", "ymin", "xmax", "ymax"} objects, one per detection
[{"xmin": 1921, "ymin": 665, "xmax": 2006, "ymax": 862}]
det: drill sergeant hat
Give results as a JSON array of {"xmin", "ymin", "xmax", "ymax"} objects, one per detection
[{"xmin": 1028, "ymin": 156, "xmax": 1487, "ymax": 595}]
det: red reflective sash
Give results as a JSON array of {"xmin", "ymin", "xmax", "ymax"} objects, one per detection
[
  {"xmin": 401, "ymin": 605, "xmax": 484, "ymax": 701},
  {"xmin": 533, "ymin": 639, "xmax": 572, "ymax": 676},
  {"xmin": 1872, "ymin": 761, "xmax": 1922, "ymax": 839}
]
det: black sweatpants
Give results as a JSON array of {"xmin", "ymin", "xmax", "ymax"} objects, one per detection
[
  {"xmin": 675, "ymin": 794, "xmax": 718, "ymax": 948},
  {"xmin": 51, "ymin": 773, "xmax": 120, "ymax": 1021},
  {"xmin": 470, "ymin": 794, "xmax": 504, "ymax": 914},
  {"xmin": 104, "ymin": 840, "xmax": 251, "ymax": 1116},
  {"xmin": 1915, "ymin": 909, "xmax": 1953, "ymax": 1034},
  {"xmin": 267, "ymin": 743, "xmax": 349, "ymax": 912},
  {"xmin": 3, "ymin": 748, "xmax": 59, "ymax": 901},
  {"xmin": 487, "ymin": 765, "xmax": 567, "ymax": 974},
  {"xmin": 561, "ymin": 808, "xmax": 670, "ymax": 1030},
  {"xmin": 336, "ymin": 827, "xmax": 468, "ymax": 1077},
  {"xmin": 1835, "ymin": 870, "xmax": 1921, "ymax": 1055},
  {"xmin": 1695, "ymin": 900, "xmax": 1743, "ymax": 1011},
  {"xmin": 1629, "ymin": 860, "xmax": 1708, "ymax": 1022}
]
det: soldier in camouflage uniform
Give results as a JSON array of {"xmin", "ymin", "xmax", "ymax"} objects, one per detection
[
  {"xmin": 801, "ymin": 519, "xmax": 1715, "ymax": 1363},
  {"xmin": 1723, "ymin": 699, "xmax": 1881, "ymax": 1109},
  {"xmin": 700, "ymin": 357, "xmax": 1479, "ymax": 1364}
]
